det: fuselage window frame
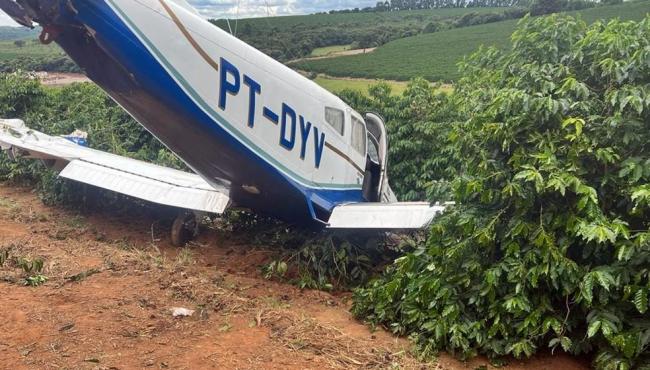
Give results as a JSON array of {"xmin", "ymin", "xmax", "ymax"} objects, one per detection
[
  {"xmin": 325, "ymin": 107, "xmax": 345, "ymax": 136},
  {"xmin": 351, "ymin": 116, "xmax": 366, "ymax": 156}
]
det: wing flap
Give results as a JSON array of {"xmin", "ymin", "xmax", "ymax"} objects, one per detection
[
  {"xmin": 60, "ymin": 160, "xmax": 229, "ymax": 213},
  {"xmin": 0, "ymin": 119, "xmax": 230, "ymax": 214},
  {"xmin": 327, "ymin": 202, "xmax": 446, "ymax": 229}
]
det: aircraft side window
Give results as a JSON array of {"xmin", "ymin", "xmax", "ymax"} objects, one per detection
[
  {"xmin": 325, "ymin": 107, "xmax": 344, "ymax": 135},
  {"xmin": 351, "ymin": 116, "xmax": 366, "ymax": 156}
]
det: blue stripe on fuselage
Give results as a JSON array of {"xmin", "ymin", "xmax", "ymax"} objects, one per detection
[{"xmin": 66, "ymin": 0, "xmax": 363, "ymax": 220}]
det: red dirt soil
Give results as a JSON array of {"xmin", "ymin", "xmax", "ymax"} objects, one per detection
[{"xmin": 0, "ymin": 183, "xmax": 590, "ymax": 370}]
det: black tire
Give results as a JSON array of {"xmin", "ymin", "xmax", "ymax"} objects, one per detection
[{"xmin": 171, "ymin": 212, "xmax": 197, "ymax": 247}]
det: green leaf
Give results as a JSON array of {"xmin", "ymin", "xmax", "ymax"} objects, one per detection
[
  {"xmin": 587, "ymin": 319, "xmax": 601, "ymax": 338},
  {"xmin": 578, "ymin": 222, "xmax": 617, "ymax": 244},
  {"xmin": 594, "ymin": 270, "xmax": 615, "ymax": 292},
  {"xmin": 549, "ymin": 336, "xmax": 573, "ymax": 352},
  {"xmin": 634, "ymin": 289, "xmax": 648, "ymax": 314},
  {"xmin": 562, "ymin": 117, "xmax": 584, "ymax": 137},
  {"xmin": 631, "ymin": 185, "xmax": 650, "ymax": 207},
  {"xmin": 581, "ymin": 274, "xmax": 594, "ymax": 304},
  {"xmin": 507, "ymin": 339, "xmax": 535, "ymax": 358},
  {"xmin": 546, "ymin": 175, "xmax": 567, "ymax": 196},
  {"xmin": 514, "ymin": 166, "xmax": 544, "ymax": 192}
]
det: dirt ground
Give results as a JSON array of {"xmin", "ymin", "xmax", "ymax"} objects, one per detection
[
  {"xmin": 294, "ymin": 48, "xmax": 377, "ymax": 62},
  {"xmin": 0, "ymin": 183, "xmax": 589, "ymax": 370},
  {"xmin": 36, "ymin": 72, "xmax": 91, "ymax": 86}
]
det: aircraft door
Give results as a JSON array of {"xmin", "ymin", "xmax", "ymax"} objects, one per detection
[
  {"xmin": 364, "ymin": 112, "xmax": 396, "ymax": 203},
  {"xmin": 348, "ymin": 112, "xmax": 368, "ymax": 192}
]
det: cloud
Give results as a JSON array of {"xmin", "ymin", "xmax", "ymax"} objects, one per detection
[
  {"xmin": 190, "ymin": 0, "xmax": 380, "ymax": 19},
  {"xmin": 0, "ymin": 11, "xmax": 18, "ymax": 27},
  {"xmin": 0, "ymin": 0, "xmax": 379, "ymax": 27}
]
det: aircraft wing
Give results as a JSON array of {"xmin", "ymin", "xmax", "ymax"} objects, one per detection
[
  {"xmin": 0, "ymin": 119, "xmax": 230, "ymax": 214},
  {"xmin": 327, "ymin": 202, "xmax": 447, "ymax": 229}
]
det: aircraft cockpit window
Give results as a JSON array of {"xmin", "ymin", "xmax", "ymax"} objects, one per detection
[
  {"xmin": 351, "ymin": 116, "xmax": 366, "ymax": 155},
  {"xmin": 325, "ymin": 107, "xmax": 345, "ymax": 135}
]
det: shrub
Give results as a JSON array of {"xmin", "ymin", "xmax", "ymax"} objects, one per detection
[
  {"xmin": 0, "ymin": 72, "xmax": 182, "ymax": 207},
  {"xmin": 530, "ymin": 0, "xmax": 565, "ymax": 15},
  {"xmin": 0, "ymin": 72, "xmax": 44, "ymax": 118},
  {"xmin": 423, "ymin": 22, "xmax": 439, "ymax": 33},
  {"xmin": 339, "ymin": 79, "xmax": 457, "ymax": 201},
  {"xmin": 353, "ymin": 14, "xmax": 650, "ymax": 369}
]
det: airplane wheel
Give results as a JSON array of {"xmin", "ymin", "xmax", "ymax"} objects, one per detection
[{"xmin": 171, "ymin": 211, "xmax": 199, "ymax": 247}]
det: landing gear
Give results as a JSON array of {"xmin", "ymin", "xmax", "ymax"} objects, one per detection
[{"xmin": 171, "ymin": 211, "xmax": 200, "ymax": 247}]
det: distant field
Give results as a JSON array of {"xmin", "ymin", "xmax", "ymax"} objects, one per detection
[
  {"xmin": 0, "ymin": 39, "xmax": 63, "ymax": 61},
  {"xmin": 294, "ymin": 1, "xmax": 650, "ymax": 81},
  {"xmin": 0, "ymin": 6, "xmax": 509, "ymax": 71},
  {"xmin": 313, "ymin": 75, "xmax": 454, "ymax": 96},
  {"xmin": 310, "ymin": 45, "xmax": 352, "ymax": 57},
  {"xmin": 314, "ymin": 76, "xmax": 410, "ymax": 95},
  {"xmin": 212, "ymin": 6, "xmax": 516, "ymax": 61}
]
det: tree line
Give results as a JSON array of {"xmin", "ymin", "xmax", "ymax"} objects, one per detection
[{"xmin": 326, "ymin": 0, "xmax": 603, "ymax": 13}]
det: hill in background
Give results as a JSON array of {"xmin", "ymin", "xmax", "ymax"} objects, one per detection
[
  {"xmin": 292, "ymin": 0, "xmax": 650, "ymax": 81},
  {"xmin": 1, "ymin": 1, "xmax": 646, "ymax": 86},
  {"xmin": 212, "ymin": 6, "xmax": 512, "ymax": 31},
  {"xmin": 0, "ymin": 26, "xmax": 38, "ymax": 41},
  {"xmin": 0, "ymin": 5, "xmax": 517, "ymax": 75},
  {"xmin": 211, "ymin": 6, "xmax": 521, "ymax": 61}
]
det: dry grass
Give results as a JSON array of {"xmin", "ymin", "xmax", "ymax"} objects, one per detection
[{"xmin": 260, "ymin": 309, "xmax": 418, "ymax": 369}]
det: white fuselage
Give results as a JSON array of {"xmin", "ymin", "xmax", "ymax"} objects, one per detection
[{"xmin": 109, "ymin": 0, "xmax": 367, "ymax": 190}]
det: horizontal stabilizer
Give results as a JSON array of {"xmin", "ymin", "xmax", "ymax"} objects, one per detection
[
  {"xmin": 0, "ymin": 119, "xmax": 230, "ymax": 214},
  {"xmin": 327, "ymin": 202, "xmax": 446, "ymax": 229}
]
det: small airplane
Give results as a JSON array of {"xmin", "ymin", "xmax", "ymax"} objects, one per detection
[{"xmin": 0, "ymin": 0, "xmax": 445, "ymax": 245}]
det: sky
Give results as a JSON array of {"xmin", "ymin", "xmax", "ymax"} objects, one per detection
[
  {"xmin": 0, "ymin": 12, "xmax": 14, "ymax": 27},
  {"xmin": 190, "ymin": 0, "xmax": 377, "ymax": 18},
  {"xmin": 0, "ymin": 0, "xmax": 378, "ymax": 27}
]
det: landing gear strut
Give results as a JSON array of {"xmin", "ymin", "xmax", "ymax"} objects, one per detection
[{"xmin": 171, "ymin": 211, "xmax": 200, "ymax": 247}]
